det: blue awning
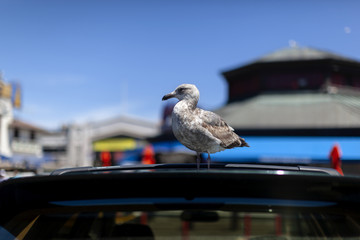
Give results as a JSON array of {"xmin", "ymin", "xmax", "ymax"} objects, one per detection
[
  {"xmin": 0, "ymin": 154, "xmax": 11, "ymax": 160},
  {"xmin": 152, "ymin": 141, "xmax": 194, "ymax": 154},
  {"xmin": 212, "ymin": 136, "xmax": 360, "ymax": 164},
  {"xmin": 153, "ymin": 136, "xmax": 360, "ymax": 164}
]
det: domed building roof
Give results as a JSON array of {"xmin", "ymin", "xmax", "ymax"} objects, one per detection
[{"xmin": 217, "ymin": 47, "xmax": 360, "ymax": 134}]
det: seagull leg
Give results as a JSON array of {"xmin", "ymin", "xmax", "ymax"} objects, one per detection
[
  {"xmin": 196, "ymin": 152, "xmax": 201, "ymax": 170},
  {"xmin": 207, "ymin": 152, "xmax": 211, "ymax": 169}
]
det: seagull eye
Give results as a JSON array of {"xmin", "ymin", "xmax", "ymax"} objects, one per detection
[{"xmin": 178, "ymin": 87, "xmax": 185, "ymax": 93}]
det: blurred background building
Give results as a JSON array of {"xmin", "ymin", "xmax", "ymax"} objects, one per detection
[
  {"xmin": 9, "ymin": 119, "xmax": 48, "ymax": 170},
  {"xmin": 2, "ymin": 115, "xmax": 159, "ymax": 172},
  {"xmin": 39, "ymin": 116, "xmax": 159, "ymax": 171},
  {"xmin": 215, "ymin": 47, "xmax": 360, "ymax": 174},
  {"xmin": 0, "ymin": 74, "xmax": 24, "ymax": 170},
  {"xmin": 0, "ymin": 73, "xmax": 159, "ymax": 173}
]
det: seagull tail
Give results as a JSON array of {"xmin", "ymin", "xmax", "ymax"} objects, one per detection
[
  {"xmin": 223, "ymin": 136, "xmax": 250, "ymax": 149},
  {"xmin": 240, "ymin": 137, "xmax": 250, "ymax": 147}
]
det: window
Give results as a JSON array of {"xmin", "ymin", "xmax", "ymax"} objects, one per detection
[
  {"xmin": 13, "ymin": 128, "xmax": 19, "ymax": 139},
  {"xmin": 4, "ymin": 209, "xmax": 360, "ymax": 239},
  {"xmin": 30, "ymin": 130, "xmax": 36, "ymax": 141}
]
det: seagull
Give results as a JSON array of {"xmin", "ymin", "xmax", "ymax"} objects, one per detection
[{"xmin": 162, "ymin": 84, "xmax": 249, "ymax": 169}]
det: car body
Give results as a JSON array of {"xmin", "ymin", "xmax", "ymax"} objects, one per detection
[{"xmin": 1, "ymin": 163, "xmax": 360, "ymax": 240}]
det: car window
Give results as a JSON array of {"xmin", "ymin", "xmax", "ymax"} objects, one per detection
[
  {"xmin": 2, "ymin": 200, "xmax": 360, "ymax": 240},
  {"xmin": 0, "ymin": 227, "xmax": 16, "ymax": 240}
]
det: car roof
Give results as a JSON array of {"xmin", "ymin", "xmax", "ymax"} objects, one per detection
[
  {"xmin": 0, "ymin": 162, "xmax": 354, "ymax": 227},
  {"xmin": 50, "ymin": 163, "xmax": 341, "ymax": 176}
]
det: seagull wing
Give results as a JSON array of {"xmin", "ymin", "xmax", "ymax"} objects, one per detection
[{"xmin": 196, "ymin": 108, "xmax": 245, "ymax": 149}]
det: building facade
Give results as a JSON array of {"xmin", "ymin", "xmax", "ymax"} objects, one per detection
[
  {"xmin": 9, "ymin": 119, "xmax": 48, "ymax": 170},
  {"xmin": 0, "ymin": 75, "xmax": 24, "ymax": 169},
  {"xmin": 213, "ymin": 47, "xmax": 360, "ymax": 174},
  {"xmin": 42, "ymin": 116, "xmax": 159, "ymax": 170},
  {"xmin": 0, "ymin": 98, "xmax": 13, "ymax": 160},
  {"xmin": 223, "ymin": 47, "xmax": 360, "ymax": 103},
  {"xmin": 218, "ymin": 47, "xmax": 360, "ymax": 133}
]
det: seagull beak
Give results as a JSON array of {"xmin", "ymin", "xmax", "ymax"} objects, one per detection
[{"xmin": 162, "ymin": 91, "xmax": 176, "ymax": 101}]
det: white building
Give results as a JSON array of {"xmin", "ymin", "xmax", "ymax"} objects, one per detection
[
  {"xmin": 0, "ymin": 76, "xmax": 22, "ymax": 167},
  {"xmin": 0, "ymin": 74, "xmax": 159, "ymax": 171},
  {"xmin": 0, "ymin": 98, "xmax": 13, "ymax": 160},
  {"xmin": 8, "ymin": 119, "xmax": 48, "ymax": 170},
  {"xmin": 42, "ymin": 115, "xmax": 159, "ymax": 169}
]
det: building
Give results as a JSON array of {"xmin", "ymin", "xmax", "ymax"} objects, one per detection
[
  {"xmin": 0, "ymin": 98, "xmax": 13, "ymax": 161},
  {"xmin": 0, "ymin": 73, "xmax": 159, "ymax": 171},
  {"xmin": 223, "ymin": 47, "xmax": 360, "ymax": 103},
  {"xmin": 0, "ymin": 74, "xmax": 25, "ymax": 169},
  {"xmin": 40, "ymin": 126, "xmax": 68, "ymax": 170},
  {"xmin": 89, "ymin": 116, "xmax": 159, "ymax": 166},
  {"xmin": 42, "ymin": 115, "xmax": 159, "ymax": 170},
  {"xmin": 9, "ymin": 119, "xmax": 49, "ymax": 170},
  {"xmin": 213, "ymin": 47, "xmax": 360, "ymax": 173}
]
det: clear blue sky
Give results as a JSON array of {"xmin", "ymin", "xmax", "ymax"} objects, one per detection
[{"xmin": 0, "ymin": 0, "xmax": 359, "ymax": 129}]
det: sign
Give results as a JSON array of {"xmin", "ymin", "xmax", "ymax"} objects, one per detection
[
  {"xmin": 12, "ymin": 83, "xmax": 21, "ymax": 109},
  {"xmin": 0, "ymin": 74, "xmax": 22, "ymax": 108},
  {"xmin": 93, "ymin": 138, "xmax": 137, "ymax": 152}
]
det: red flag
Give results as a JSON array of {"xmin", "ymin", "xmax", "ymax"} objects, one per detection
[
  {"xmin": 141, "ymin": 145, "xmax": 156, "ymax": 165},
  {"xmin": 329, "ymin": 144, "xmax": 343, "ymax": 176}
]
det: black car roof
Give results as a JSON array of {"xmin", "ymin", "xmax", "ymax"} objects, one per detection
[
  {"xmin": 50, "ymin": 163, "xmax": 341, "ymax": 176},
  {"xmin": 0, "ymin": 163, "xmax": 354, "ymax": 228}
]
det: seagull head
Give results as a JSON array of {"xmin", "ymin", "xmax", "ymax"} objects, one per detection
[{"xmin": 162, "ymin": 84, "xmax": 200, "ymax": 102}]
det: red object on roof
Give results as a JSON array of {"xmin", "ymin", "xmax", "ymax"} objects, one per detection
[
  {"xmin": 100, "ymin": 152, "xmax": 112, "ymax": 167},
  {"xmin": 142, "ymin": 145, "xmax": 156, "ymax": 165},
  {"xmin": 329, "ymin": 144, "xmax": 344, "ymax": 176}
]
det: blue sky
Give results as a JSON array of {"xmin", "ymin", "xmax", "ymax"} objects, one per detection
[{"xmin": 0, "ymin": 0, "xmax": 359, "ymax": 129}]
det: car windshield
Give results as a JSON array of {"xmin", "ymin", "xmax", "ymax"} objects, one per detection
[
  {"xmin": 2, "ymin": 201, "xmax": 360, "ymax": 240},
  {"xmin": 2, "ymin": 171, "xmax": 358, "ymax": 240}
]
